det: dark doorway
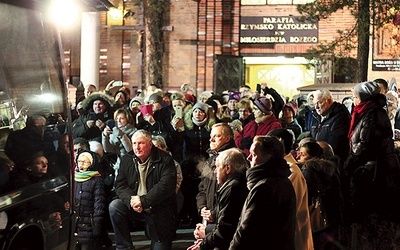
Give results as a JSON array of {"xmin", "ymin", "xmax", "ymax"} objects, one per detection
[{"xmin": 214, "ymin": 56, "xmax": 244, "ymax": 94}]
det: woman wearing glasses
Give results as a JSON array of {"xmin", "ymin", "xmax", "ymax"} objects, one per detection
[{"xmin": 74, "ymin": 150, "xmax": 105, "ymax": 250}]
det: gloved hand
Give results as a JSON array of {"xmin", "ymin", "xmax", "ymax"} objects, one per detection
[{"xmin": 229, "ymin": 120, "xmax": 243, "ymax": 133}]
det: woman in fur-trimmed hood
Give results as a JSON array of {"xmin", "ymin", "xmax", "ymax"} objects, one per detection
[
  {"xmin": 183, "ymin": 102, "xmax": 216, "ymax": 158},
  {"xmin": 180, "ymin": 102, "xmax": 216, "ymax": 224},
  {"xmin": 72, "ymin": 93, "xmax": 115, "ymax": 142}
]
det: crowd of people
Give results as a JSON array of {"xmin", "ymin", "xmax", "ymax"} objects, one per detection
[{"xmin": 3, "ymin": 79, "xmax": 400, "ymax": 250}]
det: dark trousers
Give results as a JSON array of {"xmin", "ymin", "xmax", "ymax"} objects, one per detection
[{"xmin": 109, "ymin": 199, "xmax": 172, "ymax": 250}]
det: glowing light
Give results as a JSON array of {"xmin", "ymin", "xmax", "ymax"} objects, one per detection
[
  {"xmin": 109, "ymin": 7, "xmax": 122, "ymax": 20},
  {"xmin": 51, "ymin": 0, "xmax": 79, "ymax": 27},
  {"xmin": 30, "ymin": 93, "xmax": 59, "ymax": 103},
  {"xmin": 40, "ymin": 93, "xmax": 58, "ymax": 102}
]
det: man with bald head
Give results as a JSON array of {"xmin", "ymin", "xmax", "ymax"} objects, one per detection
[
  {"xmin": 311, "ymin": 89, "xmax": 351, "ymax": 163},
  {"xmin": 84, "ymin": 84, "xmax": 97, "ymax": 98}
]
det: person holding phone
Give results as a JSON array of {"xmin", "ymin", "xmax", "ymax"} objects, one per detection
[
  {"xmin": 168, "ymin": 92, "xmax": 192, "ymax": 163},
  {"xmin": 102, "ymin": 108, "xmax": 137, "ymax": 177},
  {"xmin": 72, "ymin": 93, "xmax": 115, "ymax": 142},
  {"xmin": 136, "ymin": 92, "xmax": 168, "ymax": 138}
]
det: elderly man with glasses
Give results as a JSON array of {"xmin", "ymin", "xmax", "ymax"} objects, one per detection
[{"xmin": 311, "ymin": 89, "xmax": 351, "ymax": 164}]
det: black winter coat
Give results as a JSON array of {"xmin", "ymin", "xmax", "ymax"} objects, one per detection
[
  {"xmin": 74, "ymin": 176, "xmax": 105, "ymax": 244},
  {"xmin": 301, "ymin": 158, "xmax": 342, "ymax": 227},
  {"xmin": 115, "ymin": 146, "xmax": 178, "ymax": 242},
  {"xmin": 344, "ymin": 95, "xmax": 400, "ymax": 220},
  {"xmin": 72, "ymin": 93, "xmax": 115, "ymax": 142},
  {"xmin": 311, "ymin": 102, "xmax": 351, "ymax": 162},
  {"xmin": 155, "ymin": 106, "xmax": 185, "ymax": 163},
  {"xmin": 136, "ymin": 108, "xmax": 168, "ymax": 136},
  {"xmin": 200, "ymin": 167, "xmax": 248, "ymax": 250},
  {"xmin": 229, "ymin": 158, "xmax": 296, "ymax": 250},
  {"xmin": 298, "ymin": 105, "xmax": 319, "ymax": 133},
  {"xmin": 196, "ymin": 139, "xmax": 237, "ymax": 219}
]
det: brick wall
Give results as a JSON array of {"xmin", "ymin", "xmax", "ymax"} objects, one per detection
[
  {"xmin": 166, "ymin": 0, "xmax": 199, "ymax": 92},
  {"xmin": 62, "ymin": 1, "xmax": 400, "ymax": 96}
]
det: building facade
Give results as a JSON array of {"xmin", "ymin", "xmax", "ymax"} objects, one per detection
[{"xmin": 62, "ymin": 0, "xmax": 400, "ymax": 102}]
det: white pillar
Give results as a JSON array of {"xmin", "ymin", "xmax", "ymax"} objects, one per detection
[{"xmin": 80, "ymin": 12, "xmax": 100, "ymax": 90}]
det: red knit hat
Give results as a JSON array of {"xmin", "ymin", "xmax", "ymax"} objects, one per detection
[
  {"xmin": 283, "ymin": 102, "xmax": 298, "ymax": 117},
  {"xmin": 185, "ymin": 94, "xmax": 195, "ymax": 105}
]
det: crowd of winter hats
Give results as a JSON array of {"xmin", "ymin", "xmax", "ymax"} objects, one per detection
[{"xmin": 78, "ymin": 81, "xmax": 309, "ymax": 120}]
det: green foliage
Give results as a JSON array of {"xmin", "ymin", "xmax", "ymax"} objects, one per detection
[
  {"xmin": 297, "ymin": 0, "xmax": 400, "ymax": 82},
  {"xmin": 297, "ymin": 0, "xmax": 356, "ymax": 21}
]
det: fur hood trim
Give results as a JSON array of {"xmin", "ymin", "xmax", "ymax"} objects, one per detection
[
  {"xmin": 302, "ymin": 158, "xmax": 336, "ymax": 178},
  {"xmin": 184, "ymin": 105, "xmax": 216, "ymax": 131},
  {"xmin": 81, "ymin": 93, "xmax": 115, "ymax": 112}
]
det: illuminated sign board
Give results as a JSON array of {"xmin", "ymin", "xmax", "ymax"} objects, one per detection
[
  {"xmin": 240, "ymin": 16, "xmax": 319, "ymax": 44},
  {"xmin": 372, "ymin": 60, "xmax": 400, "ymax": 71},
  {"xmin": 372, "ymin": 24, "xmax": 400, "ymax": 71}
]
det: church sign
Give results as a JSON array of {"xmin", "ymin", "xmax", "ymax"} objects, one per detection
[{"xmin": 240, "ymin": 16, "xmax": 319, "ymax": 44}]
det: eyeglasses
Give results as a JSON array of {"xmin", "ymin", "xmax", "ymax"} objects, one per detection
[
  {"xmin": 314, "ymin": 99, "xmax": 326, "ymax": 107},
  {"xmin": 77, "ymin": 160, "xmax": 91, "ymax": 165},
  {"xmin": 238, "ymin": 109, "xmax": 249, "ymax": 113}
]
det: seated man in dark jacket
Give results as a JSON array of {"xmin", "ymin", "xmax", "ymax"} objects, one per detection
[
  {"xmin": 196, "ymin": 123, "xmax": 238, "ymax": 225},
  {"xmin": 109, "ymin": 130, "xmax": 178, "ymax": 250},
  {"xmin": 189, "ymin": 148, "xmax": 248, "ymax": 250}
]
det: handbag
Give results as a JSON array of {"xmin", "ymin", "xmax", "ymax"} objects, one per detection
[
  {"xmin": 353, "ymin": 161, "xmax": 377, "ymax": 185},
  {"xmin": 309, "ymin": 190, "xmax": 329, "ymax": 233}
]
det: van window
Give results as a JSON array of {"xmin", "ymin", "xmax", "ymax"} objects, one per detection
[{"xmin": 0, "ymin": 2, "xmax": 74, "ymax": 249}]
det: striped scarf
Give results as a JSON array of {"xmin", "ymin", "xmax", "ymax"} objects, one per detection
[{"xmin": 75, "ymin": 171, "xmax": 101, "ymax": 182}]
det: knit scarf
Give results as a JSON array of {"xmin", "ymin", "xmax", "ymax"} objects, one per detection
[
  {"xmin": 110, "ymin": 124, "xmax": 137, "ymax": 144},
  {"xmin": 192, "ymin": 116, "xmax": 208, "ymax": 127},
  {"xmin": 75, "ymin": 171, "xmax": 101, "ymax": 182},
  {"xmin": 348, "ymin": 100, "xmax": 377, "ymax": 139}
]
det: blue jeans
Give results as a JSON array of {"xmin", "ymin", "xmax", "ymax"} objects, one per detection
[{"xmin": 109, "ymin": 199, "xmax": 172, "ymax": 250}]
